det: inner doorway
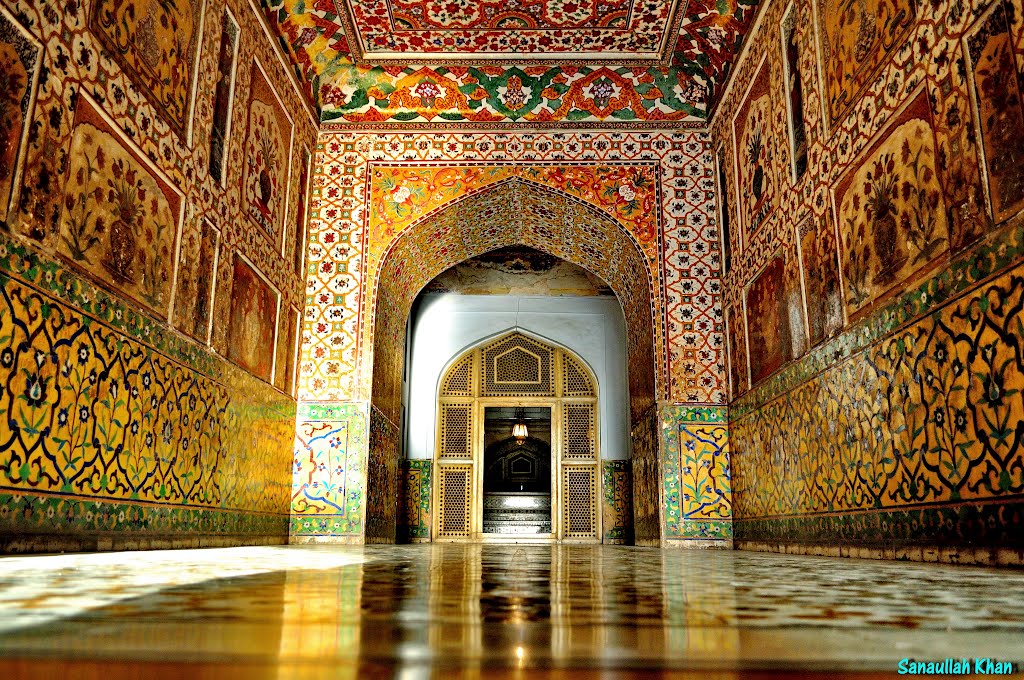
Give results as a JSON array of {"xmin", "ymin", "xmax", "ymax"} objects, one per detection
[
  {"xmin": 433, "ymin": 331, "xmax": 601, "ymax": 543},
  {"xmin": 482, "ymin": 406, "xmax": 553, "ymax": 536}
]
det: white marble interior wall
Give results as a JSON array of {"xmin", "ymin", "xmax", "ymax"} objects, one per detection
[{"xmin": 404, "ymin": 294, "xmax": 630, "ymax": 461}]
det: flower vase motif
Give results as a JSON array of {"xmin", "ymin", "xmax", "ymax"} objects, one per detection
[
  {"xmin": 866, "ymin": 153, "xmax": 904, "ymax": 285},
  {"xmin": 748, "ymin": 129, "xmax": 764, "ymax": 201},
  {"xmin": 102, "ymin": 158, "xmax": 145, "ymax": 285},
  {"xmin": 413, "ymin": 80, "xmax": 440, "ymax": 108},
  {"xmin": 589, "ymin": 78, "xmax": 614, "ymax": 109},
  {"xmin": 836, "ymin": 93, "xmax": 948, "ymax": 318},
  {"xmin": 104, "ymin": 216, "xmax": 137, "ymax": 284}
]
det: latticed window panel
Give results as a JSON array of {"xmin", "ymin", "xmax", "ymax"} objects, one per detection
[
  {"xmin": 441, "ymin": 355, "xmax": 473, "ymax": 396},
  {"xmin": 561, "ymin": 465, "xmax": 597, "ymax": 539},
  {"xmin": 563, "ymin": 403, "xmax": 596, "ymax": 459},
  {"xmin": 562, "ymin": 354, "xmax": 595, "ymax": 396},
  {"xmin": 437, "ymin": 465, "xmax": 473, "ymax": 538},
  {"xmin": 482, "ymin": 333, "xmax": 554, "ymax": 396},
  {"xmin": 439, "ymin": 404, "xmax": 472, "ymax": 458}
]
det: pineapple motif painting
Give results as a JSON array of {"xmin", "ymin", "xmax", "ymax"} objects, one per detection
[
  {"xmin": 733, "ymin": 58, "xmax": 776, "ymax": 239},
  {"xmin": 90, "ymin": 0, "xmax": 202, "ymax": 135},
  {"xmin": 243, "ymin": 60, "xmax": 293, "ymax": 241},
  {"xmin": 746, "ymin": 255, "xmax": 791, "ymax": 385},
  {"xmin": 227, "ymin": 254, "xmax": 279, "ymax": 382},
  {"xmin": 818, "ymin": 0, "xmax": 917, "ymax": 128},
  {"xmin": 835, "ymin": 91, "xmax": 948, "ymax": 317},
  {"xmin": 58, "ymin": 96, "xmax": 182, "ymax": 317},
  {"xmin": 964, "ymin": 0, "xmax": 1024, "ymax": 225},
  {"xmin": 0, "ymin": 8, "xmax": 40, "ymax": 224}
]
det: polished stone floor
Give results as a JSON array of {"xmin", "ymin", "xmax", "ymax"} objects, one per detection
[{"xmin": 0, "ymin": 544, "xmax": 1022, "ymax": 678}]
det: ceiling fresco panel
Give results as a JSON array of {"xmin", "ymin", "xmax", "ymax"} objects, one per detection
[{"xmin": 258, "ymin": 0, "xmax": 762, "ymax": 122}]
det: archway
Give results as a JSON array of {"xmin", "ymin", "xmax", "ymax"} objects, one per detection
[
  {"xmin": 364, "ymin": 178, "xmax": 661, "ymax": 543},
  {"xmin": 434, "ymin": 331, "xmax": 600, "ymax": 542}
]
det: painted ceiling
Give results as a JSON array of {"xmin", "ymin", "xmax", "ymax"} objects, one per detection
[{"xmin": 260, "ymin": 0, "xmax": 759, "ymax": 125}]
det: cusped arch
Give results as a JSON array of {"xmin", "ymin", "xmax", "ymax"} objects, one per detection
[
  {"xmin": 364, "ymin": 178, "xmax": 661, "ymax": 543},
  {"xmin": 369, "ymin": 178, "xmax": 661, "ymax": 425}
]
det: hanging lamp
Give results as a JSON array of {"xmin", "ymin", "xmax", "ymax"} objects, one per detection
[{"xmin": 511, "ymin": 408, "xmax": 528, "ymax": 445}]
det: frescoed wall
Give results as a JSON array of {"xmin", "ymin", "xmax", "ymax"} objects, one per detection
[
  {"xmin": 0, "ymin": 0, "xmax": 317, "ymax": 552},
  {"xmin": 294, "ymin": 129, "xmax": 726, "ymax": 543},
  {"xmin": 713, "ymin": 0, "xmax": 1024, "ymax": 556}
]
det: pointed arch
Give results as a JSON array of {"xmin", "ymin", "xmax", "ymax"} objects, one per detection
[{"xmin": 364, "ymin": 178, "xmax": 660, "ymax": 542}]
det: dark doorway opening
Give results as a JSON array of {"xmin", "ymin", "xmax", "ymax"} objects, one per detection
[{"xmin": 482, "ymin": 406, "xmax": 552, "ymax": 535}]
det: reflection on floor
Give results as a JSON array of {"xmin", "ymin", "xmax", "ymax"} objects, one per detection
[{"xmin": 0, "ymin": 545, "xmax": 1022, "ymax": 678}]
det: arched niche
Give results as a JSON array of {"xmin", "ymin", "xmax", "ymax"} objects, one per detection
[{"xmin": 364, "ymin": 178, "xmax": 659, "ymax": 543}]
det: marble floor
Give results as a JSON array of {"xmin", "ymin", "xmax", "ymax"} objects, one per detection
[{"xmin": 0, "ymin": 545, "xmax": 1021, "ymax": 678}]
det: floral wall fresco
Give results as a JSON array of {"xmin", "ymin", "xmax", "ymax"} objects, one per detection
[
  {"xmin": 296, "ymin": 129, "xmax": 721, "ymax": 542},
  {"xmin": 345, "ymin": 0, "xmax": 678, "ymax": 59},
  {"xmin": 209, "ymin": 8, "xmax": 239, "ymax": 185},
  {"xmin": 0, "ymin": 6, "xmax": 40, "ymax": 225},
  {"xmin": 732, "ymin": 57, "xmax": 777, "ymax": 243},
  {"xmin": 58, "ymin": 95, "xmax": 183, "ymax": 318},
  {"xmin": 172, "ymin": 217, "xmax": 220, "ymax": 344},
  {"xmin": 713, "ymin": 0, "xmax": 1024, "ymax": 554},
  {"xmin": 817, "ymin": 0, "xmax": 917, "ymax": 130},
  {"xmin": 660, "ymin": 405, "xmax": 732, "ymax": 544},
  {"xmin": 243, "ymin": 59, "xmax": 294, "ymax": 242},
  {"xmin": 0, "ymin": 0, "xmax": 317, "ymax": 552},
  {"xmin": 963, "ymin": 0, "xmax": 1024, "ymax": 225},
  {"xmin": 226, "ymin": 254, "xmax": 279, "ymax": 382},
  {"xmin": 90, "ymin": 0, "xmax": 204, "ymax": 136},
  {"xmin": 835, "ymin": 90, "xmax": 949, "ymax": 319},
  {"xmin": 290, "ymin": 403, "xmax": 367, "ymax": 541},
  {"xmin": 745, "ymin": 255, "xmax": 791, "ymax": 384}
]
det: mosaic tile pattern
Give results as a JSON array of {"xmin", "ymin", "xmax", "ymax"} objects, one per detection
[
  {"xmin": 364, "ymin": 406, "xmax": 399, "ymax": 543},
  {"xmin": 731, "ymin": 256, "xmax": 1024, "ymax": 547},
  {"xmin": 290, "ymin": 403, "xmax": 367, "ymax": 539},
  {"xmin": 0, "ymin": 0, "xmax": 317, "ymax": 549},
  {"xmin": 601, "ymin": 460, "xmax": 633, "ymax": 543},
  {"xmin": 258, "ymin": 0, "xmax": 760, "ymax": 122},
  {"xmin": 630, "ymin": 405, "xmax": 660, "ymax": 545},
  {"xmin": 661, "ymin": 405, "xmax": 732, "ymax": 542},
  {"xmin": 304, "ymin": 130, "xmax": 721, "ymax": 406},
  {"xmin": 0, "ymin": 493, "xmax": 288, "ymax": 551},
  {"xmin": 0, "ymin": 242, "xmax": 294, "ymax": 549}
]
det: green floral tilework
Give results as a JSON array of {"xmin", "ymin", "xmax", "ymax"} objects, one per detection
[
  {"xmin": 661, "ymin": 405, "xmax": 732, "ymax": 541},
  {"xmin": 0, "ymin": 491, "xmax": 288, "ymax": 542},
  {"xmin": 602, "ymin": 460, "xmax": 633, "ymax": 542},
  {"xmin": 400, "ymin": 460, "xmax": 431, "ymax": 540},
  {"xmin": 290, "ymin": 402, "xmax": 368, "ymax": 538}
]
